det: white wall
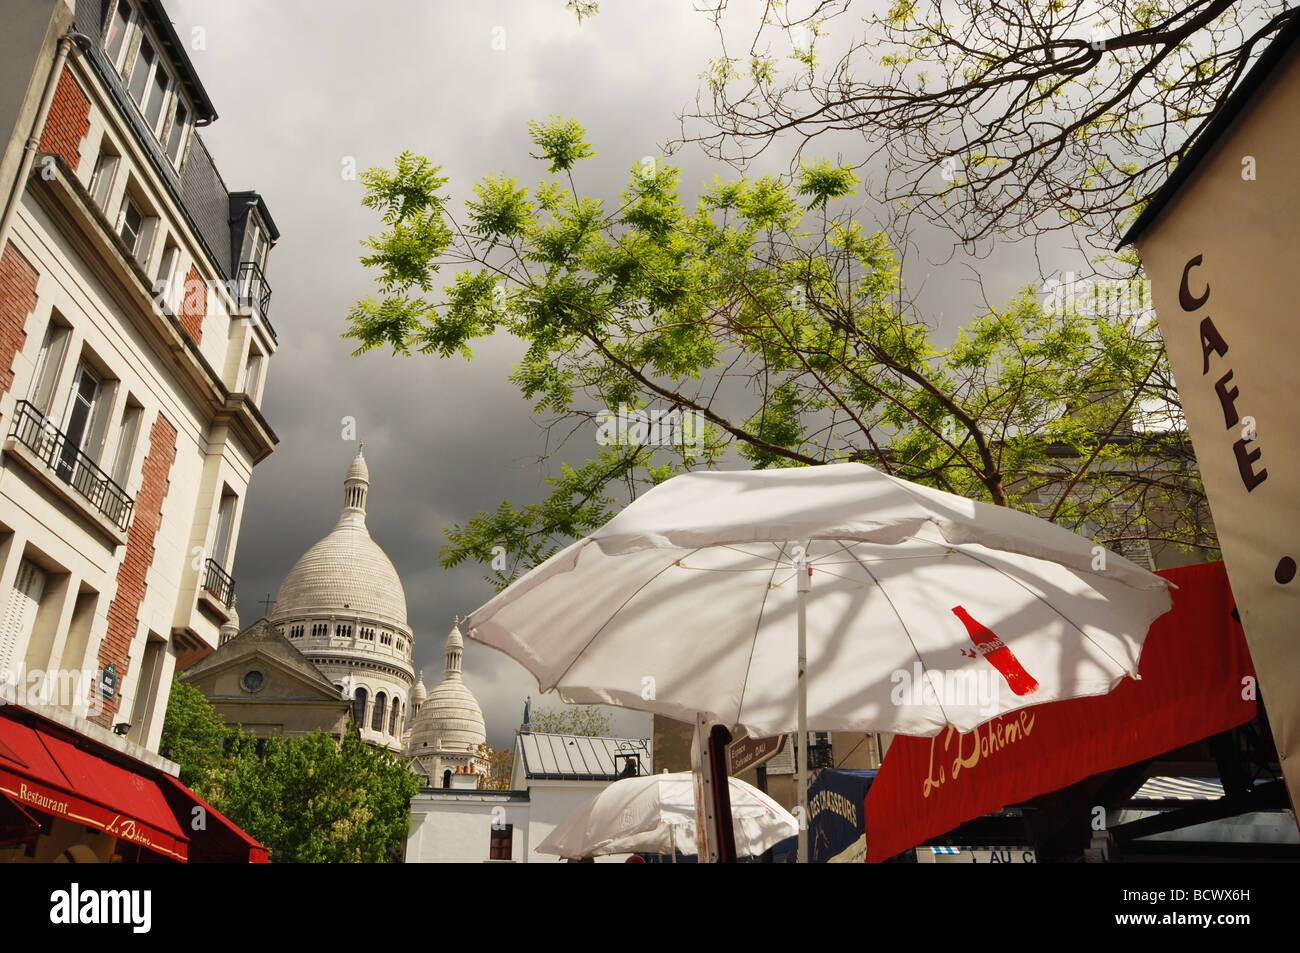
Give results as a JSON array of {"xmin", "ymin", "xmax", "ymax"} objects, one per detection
[{"xmin": 406, "ymin": 795, "xmax": 530, "ymax": 863}]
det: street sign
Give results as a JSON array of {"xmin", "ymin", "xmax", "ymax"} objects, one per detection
[{"xmin": 728, "ymin": 733, "xmax": 786, "ymax": 775}]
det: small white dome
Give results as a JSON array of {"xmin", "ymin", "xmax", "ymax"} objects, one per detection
[{"xmin": 408, "ymin": 621, "xmax": 486, "ymax": 755}]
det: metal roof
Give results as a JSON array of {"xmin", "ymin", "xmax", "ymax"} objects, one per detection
[
  {"xmin": 1119, "ymin": 12, "xmax": 1300, "ymax": 248},
  {"xmin": 516, "ymin": 732, "xmax": 651, "ymax": 781}
]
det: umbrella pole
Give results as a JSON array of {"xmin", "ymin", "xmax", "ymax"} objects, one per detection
[
  {"xmin": 692, "ymin": 714, "xmax": 719, "ymax": 863},
  {"xmin": 796, "ymin": 552, "xmax": 811, "ymax": 864}
]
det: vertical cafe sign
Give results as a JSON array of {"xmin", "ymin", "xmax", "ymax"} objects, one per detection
[{"xmin": 1127, "ymin": 21, "xmax": 1300, "ymax": 820}]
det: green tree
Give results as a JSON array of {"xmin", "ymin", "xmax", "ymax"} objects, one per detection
[
  {"xmin": 528, "ymin": 704, "xmax": 614, "ymax": 737},
  {"xmin": 159, "ymin": 678, "xmax": 231, "ymax": 791},
  {"xmin": 160, "ymin": 681, "xmax": 420, "ymax": 862},
  {"xmin": 347, "ymin": 120, "xmax": 1213, "ymax": 587}
]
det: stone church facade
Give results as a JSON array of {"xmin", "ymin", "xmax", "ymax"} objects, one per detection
[{"xmin": 186, "ymin": 449, "xmax": 489, "ymax": 783}]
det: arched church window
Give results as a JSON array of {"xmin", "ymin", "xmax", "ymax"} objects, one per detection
[
  {"xmin": 352, "ymin": 687, "xmax": 367, "ymax": 725},
  {"xmin": 389, "ymin": 699, "xmax": 400, "ymax": 735},
  {"xmin": 372, "ymin": 692, "xmax": 387, "ymax": 731},
  {"xmin": 442, "ymin": 769, "xmax": 452, "ymax": 789}
]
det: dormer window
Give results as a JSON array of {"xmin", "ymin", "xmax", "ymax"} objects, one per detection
[
  {"xmin": 164, "ymin": 101, "xmax": 190, "ymax": 164},
  {"xmin": 104, "ymin": 0, "xmax": 134, "ymax": 72},
  {"xmin": 106, "ymin": 1, "xmax": 194, "ymax": 171},
  {"xmin": 240, "ymin": 217, "xmax": 270, "ymax": 275},
  {"xmin": 126, "ymin": 36, "xmax": 156, "ymax": 107}
]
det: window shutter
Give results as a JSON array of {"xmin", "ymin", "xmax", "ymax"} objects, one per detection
[{"xmin": 0, "ymin": 560, "xmax": 47, "ymax": 675}]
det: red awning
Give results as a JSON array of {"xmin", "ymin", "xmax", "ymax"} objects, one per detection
[
  {"xmin": 156, "ymin": 773, "xmax": 269, "ymax": 863},
  {"xmin": 863, "ymin": 560, "xmax": 1257, "ymax": 862},
  {"xmin": 0, "ymin": 713, "xmax": 189, "ymax": 861}
]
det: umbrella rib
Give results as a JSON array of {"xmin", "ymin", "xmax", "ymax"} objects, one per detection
[
  {"xmin": 544, "ymin": 547, "xmax": 705, "ymax": 696},
  {"xmin": 952, "ymin": 548, "xmax": 1135, "ymax": 676},
  {"xmin": 841, "ymin": 541, "xmax": 954, "ymax": 728},
  {"xmin": 733, "ymin": 543, "xmax": 787, "ymax": 731}
]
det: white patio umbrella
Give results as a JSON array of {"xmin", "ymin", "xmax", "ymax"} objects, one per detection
[
  {"xmin": 535, "ymin": 770, "xmax": 797, "ymax": 860},
  {"xmin": 465, "ymin": 463, "xmax": 1173, "ymax": 861}
]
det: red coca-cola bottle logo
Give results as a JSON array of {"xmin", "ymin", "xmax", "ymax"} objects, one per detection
[{"xmin": 952, "ymin": 605, "xmax": 1039, "ymax": 697}]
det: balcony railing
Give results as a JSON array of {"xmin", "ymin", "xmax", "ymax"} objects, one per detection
[
  {"xmin": 236, "ymin": 261, "xmax": 274, "ymax": 334},
  {"xmin": 202, "ymin": 558, "xmax": 235, "ymax": 608},
  {"xmin": 9, "ymin": 401, "xmax": 134, "ymax": 532}
]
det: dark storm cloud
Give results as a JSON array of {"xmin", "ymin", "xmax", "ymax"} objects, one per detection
[{"xmin": 168, "ymin": 0, "xmax": 1083, "ymax": 748}]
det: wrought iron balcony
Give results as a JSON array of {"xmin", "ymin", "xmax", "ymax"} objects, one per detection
[
  {"xmin": 236, "ymin": 261, "xmax": 275, "ymax": 335},
  {"xmin": 9, "ymin": 401, "xmax": 133, "ymax": 531},
  {"xmin": 202, "ymin": 557, "xmax": 235, "ymax": 608}
]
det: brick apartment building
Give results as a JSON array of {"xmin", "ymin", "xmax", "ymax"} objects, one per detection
[{"xmin": 0, "ymin": 0, "xmax": 277, "ymax": 862}]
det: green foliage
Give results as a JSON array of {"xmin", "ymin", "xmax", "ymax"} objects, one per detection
[
  {"xmin": 160, "ymin": 680, "xmax": 420, "ymax": 862},
  {"xmin": 159, "ymin": 678, "xmax": 228, "ymax": 790},
  {"xmin": 349, "ymin": 119, "xmax": 1213, "ymax": 587},
  {"xmin": 529, "ymin": 704, "xmax": 614, "ymax": 737},
  {"xmin": 796, "ymin": 160, "xmax": 858, "ymax": 210},
  {"xmin": 529, "ymin": 116, "xmax": 596, "ymax": 173}
]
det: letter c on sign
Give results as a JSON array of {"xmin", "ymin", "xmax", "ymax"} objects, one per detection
[{"xmin": 1179, "ymin": 254, "xmax": 1209, "ymax": 311}]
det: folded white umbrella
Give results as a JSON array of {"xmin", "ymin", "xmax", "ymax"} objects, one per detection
[
  {"xmin": 535, "ymin": 771, "xmax": 796, "ymax": 860},
  {"xmin": 465, "ymin": 462, "xmax": 1174, "ymax": 860}
]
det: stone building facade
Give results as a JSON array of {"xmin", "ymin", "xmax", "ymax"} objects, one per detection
[{"xmin": 0, "ymin": 0, "xmax": 278, "ymax": 757}]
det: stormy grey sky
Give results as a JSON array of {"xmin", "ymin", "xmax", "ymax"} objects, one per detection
[{"xmin": 166, "ymin": 0, "xmax": 1080, "ymax": 749}]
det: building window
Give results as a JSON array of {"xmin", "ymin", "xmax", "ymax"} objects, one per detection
[
  {"xmin": 372, "ymin": 692, "xmax": 386, "ymax": 732},
  {"xmin": 442, "ymin": 769, "xmax": 451, "ymax": 789},
  {"xmin": 126, "ymin": 34, "xmax": 156, "ymax": 106},
  {"xmin": 0, "ymin": 559, "xmax": 47, "ymax": 676},
  {"xmin": 239, "ymin": 216, "xmax": 269, "ymax": 274},
  {"xmin": 109, "ymin": 399, "xmax": 142, "ymax": 487},
  {"xmin": 389, "ymin": 699, "xmax": 400, "ymax": 735},
  {"xmin": 104, "ymin": 0, "xmax": 133, "ymax": 69},
  {"xmin": 57, "ymin": 362, "xmax": 103, "ymax": 481},
  {"xmin": 116, "ymin": 192, "xmax": 157, "ymax": 265},
  {"xmin": 142, "ymin": 58, "xmax": 170, "ymax": 129},
  {"xmin": 311, "ymin": 622, "xmax": 328, "ymax": 637},
  {"xmin": 27, "ymin": 318, "xmax": 70, "ymax": 415},
  {"xmin": 88, "ymin": 145, "xmax": 119, "ymax": 212},
  {"xmin": 336, "ymin": 623, "xmax": 353, "ymax": 639},
  {"xmin": 290, "ymin": 625, "xmax": 304, "ymax": 639},
  {"xmin": 243, "ymin": 347, "xmax": 264, "ymax": 400},
  {"xmin": 209, "ymin": 488, "xmax": 238, "ymax": 573},
  {"xmin": 352, "ymin": 687, "xmax": 367, "ymax": 725},
  {"xmin": 163, "ymin": 100, "xmax": 189, "ymax": 165},
  {"xmin": 489, "ymin": 825, "xmax": 513, "ymax": 861},
  {"xmin": 359, "ymin": 626, "xmax": 374, "ymax": 641},
  {"xmin": 154, "ymin": 241, "xmax": 180, "ymax": 312}
]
